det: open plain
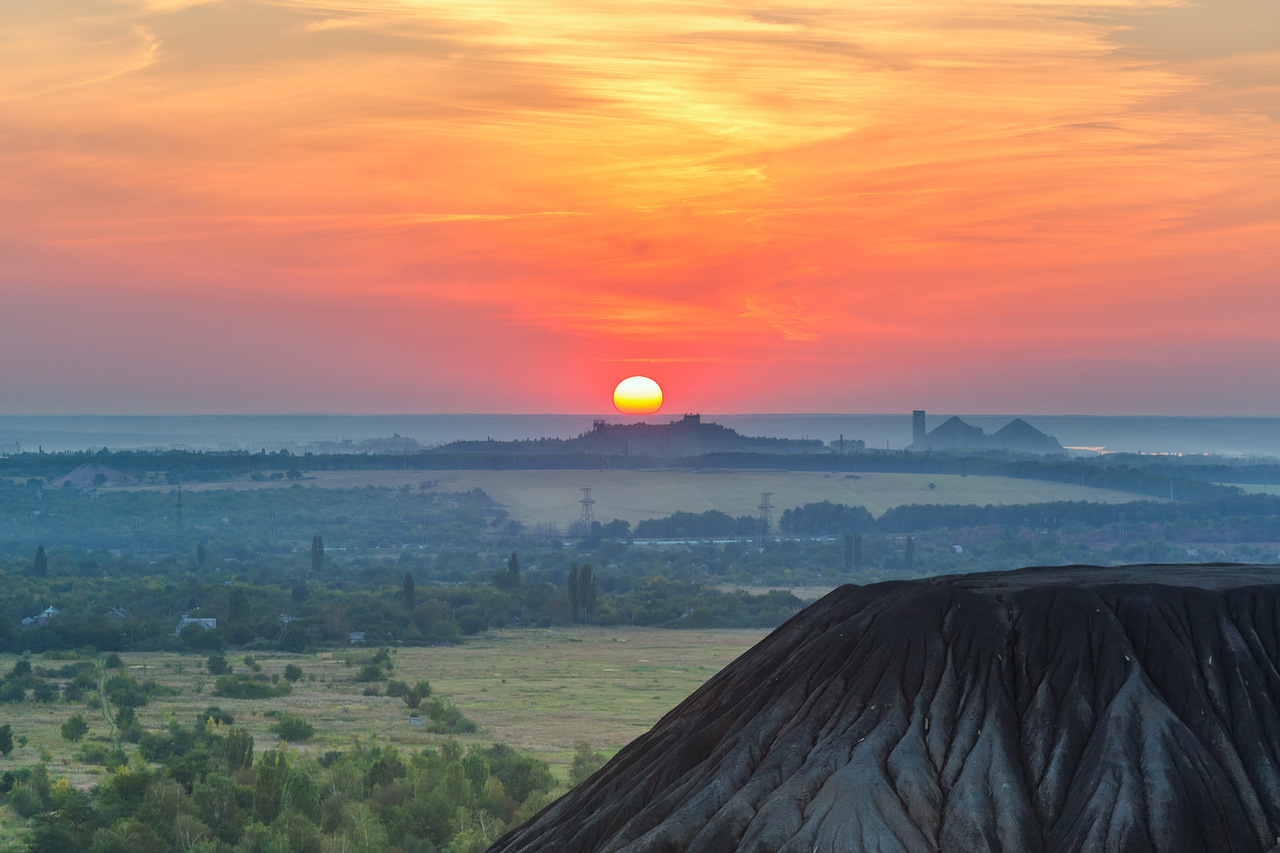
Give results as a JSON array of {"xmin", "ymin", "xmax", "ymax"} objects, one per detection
[
  {"xmin": 117, "ymin": 469, "xmax": 1147, "ymax": 530},
  {"xmin": 0, "ymin": 627, "xmax": 767, "ymax": 792}
]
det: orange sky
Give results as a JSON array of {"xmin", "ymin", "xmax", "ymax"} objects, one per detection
[{"xmin": 1, "ymin": 0, "xmax": 1276, "ymax": 414}]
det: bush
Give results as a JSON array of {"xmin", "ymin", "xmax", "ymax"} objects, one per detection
[
  {"xmin": 569, "ymin": 742, "xmax": 607, "ymax": 785},
  {"xmin": 199, "ymin": 706, "xmax": 235, "ymax": 727},
  {"xmin": 61, "ymin": 715, "xmax": 89, "ymax": 742},
  {"xmin": 8, "ymin": 782, "xmax": 44, "ymax": 818},
  {"xmin": 103, "ymin": 652, "xmax": 123, "ymax": 669},
  {"xmin": 282, "ymin": 664, "xmax": 304, "ymax": 683},
  {"xmin": 274, "ymin": 714, "xmax": 315, "ymax": 743},
  {"xmin": 212, "ymin": 675, "xmax": 291, "ymax": 700},
  {"xmin": 424, "ymin": 699, "xmax": 477, "ymax": 734},
  {"xmin": 206, "ymin": 654, "xmax": 231, "ymax": 676}
]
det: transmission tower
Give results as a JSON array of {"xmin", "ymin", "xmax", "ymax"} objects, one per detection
[
  {"xmin": 176, "ymin": 486, "xmax": 184, "ymax": 536},
  {"xmin": 132, "ymin": 518, "xmax": 142, "ymax": 557},
  {"xmin": 579, "ymin": 488, "xmax": 596, "ymax": 529},
  {"xmin": 755, "ymin": 492, "xmax": 774, "ymax": 550}
]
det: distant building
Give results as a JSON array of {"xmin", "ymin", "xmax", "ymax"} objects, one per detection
[
  {"xmin": 348, "ymin": 632, "xmax": 366, "ymax": 644},
  {"xmin": 22, "ymin": 606, "xmax": 61, "ymax": 628},
  {"xmin": 174, "ymin": 615, "xmax": 217, "ymax": 636},
  {"xmin": 912, "ymin": 411, "xmax": 927, "ymax": 446}
]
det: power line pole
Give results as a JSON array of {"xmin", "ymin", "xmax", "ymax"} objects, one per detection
[{"xmin": 755, "ymin": 492, "xmax": 774, "ymax": 551}]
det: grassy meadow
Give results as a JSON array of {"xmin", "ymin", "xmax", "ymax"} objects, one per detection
[{"xmin": 0, "ymin": 628, "xmax": 767, "ymax": 791}]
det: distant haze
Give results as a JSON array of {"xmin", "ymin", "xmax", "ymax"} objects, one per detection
[{"xmin": 3, "ymin": 414, "xmax": 1279, "ymax": 458}]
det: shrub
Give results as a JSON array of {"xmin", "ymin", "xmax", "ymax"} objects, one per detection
[
  {"xmin": 569, "ymin": 742, "xmax": 607, "ymax": 785},
  {"xmin": 212, "ymin": 675, "xmax": 291, "ymax": 700},
  {"xmin": 206, "ymin": 654, "xmax": 231, "ymax": 676},
  {"xmin": 200, "ymin": 706, "xmax": 235, "ymax": 727},
  {"xmin": 282, "ymin": 664, "xmax": 304, "ymax": 683},
  {"xmin": 274, "ymin": 714, "xmax": 315, "ymax": 743},
  {"xmin": 61, "ymin": 715, "xmax": 89, "ymax": 742},
  {"xmin": 424, "ymin": 699, "xmax": 477, "ymax": 734}
]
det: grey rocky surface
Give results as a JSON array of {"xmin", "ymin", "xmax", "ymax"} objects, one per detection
[{"xmin": 488, "ymin": 564, "xmax": 1280, "ymax": 852}]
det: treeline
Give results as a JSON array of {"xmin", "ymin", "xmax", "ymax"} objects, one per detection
[
  {"xmin": 4, "ymin": 727, "xmax": 553, "ymax": 853},
  {"xmin": 774, "ymin": 494, "xmax": 1280, "ymax": 538},
  {"xmin": 0, "ymin": 478, "xmax": 498, "ymax": 554},
  {"xmin": 2, "ymin": 447, "xmax": 1264, "ymax": 501},
  {"xmin": 0, "ymin": 549, "xmax": 808, "ymax": 654}
]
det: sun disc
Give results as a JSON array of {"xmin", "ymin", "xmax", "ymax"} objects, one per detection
[{"xmin": 613, "ymin": 376, "xmax": 663, "ymax": 415}]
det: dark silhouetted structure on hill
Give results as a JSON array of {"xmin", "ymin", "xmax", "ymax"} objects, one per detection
[
  {"xmin": 582, "ymin": 415, "xmax": 824, "ymax": 457},
  {"xmin": 909, "ymin": 410, "xmax": 1064, "ymax": 454}
]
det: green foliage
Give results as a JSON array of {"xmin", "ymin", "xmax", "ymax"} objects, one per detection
[
  {"xmin": 403, "ymin": 680, "xmax": 432, "ymax": 712},
  {"xmin": 569, "ymin": 741, "xmax": 607, "ymax": 786},
  {"xmin": 61, "ymin": 715, "xmax": 89, "ymax": 742},
  {"xmin": 222, "ymin": 727, "xmax": 255, "ymax": 770},
  {"xmin": 0, "ymin": 723, "xmax": 12, "ymax": 756},
  {"xmin": 283, "ymin": 664, "xmax": 304, "ymax": 683},
  {"xmin": 567, "ymin": 563, "xmax": 596, "ymax": 624},
  {"xmin": 207, "ymin": 654, "xmax": 231, "ymax": 676},
  {"xmin": 33, "ymin": 545, "xmax": 47, "ymax": 577},
  {"xmin": 402, "ymin": 571, "xmax": 416, "ymax": 610},
  {"xmin": 274, "ymin": 714, "xmax": 315, "ymax": 743},
  {"xmin": 423, "ymin": 698, "xmax": 477, "ymax": 734},
  {"xmin": 212, "ymin": 675, "xmax": 292, "ymax": 700}
]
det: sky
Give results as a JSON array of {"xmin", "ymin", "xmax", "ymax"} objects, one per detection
[{"xmin": 1, "ymin": 0, "xmax": 1276, "ymax": 415}]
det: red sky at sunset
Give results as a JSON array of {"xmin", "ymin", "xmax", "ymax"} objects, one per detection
[{"xmin": 1, "ymin": 0, "xmax": 1276, "ymax": 415}]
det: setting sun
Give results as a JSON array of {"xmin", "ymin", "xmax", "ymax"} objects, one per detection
[{"xmin": 613, "ymin": 376, "xmax": 663, "ymax": 415}]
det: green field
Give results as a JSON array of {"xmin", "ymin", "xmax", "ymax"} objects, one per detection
[
  {"xmin": 122, "ymin": 469, "xmax": 1146, "ymax": 530},
  {"xmin": 0, "ymin": 628, "xmax": 767, "ymax": 790}
]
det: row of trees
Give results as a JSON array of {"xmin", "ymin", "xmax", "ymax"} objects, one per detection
[{"xmin": 3, "ymin": 732, "xmax": 555, "ymax": 852}]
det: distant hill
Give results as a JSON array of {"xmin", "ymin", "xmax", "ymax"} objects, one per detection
[
  {"xmin": 910, "ymin": 415, "xmax": 1064, "ymax": 454},
  {"xmin": 49, "ymin": 462, "xmax": 138, "ymax": 489},
  {"xmin": 434, "ymin": 414, "xmax": 829, "ymax": 458}
]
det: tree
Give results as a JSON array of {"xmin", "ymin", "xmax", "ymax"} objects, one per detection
[
  {"xmin": 310, "ymin": 535, "xmax": 324, "ymax": 574},
  {"xmin": 568, "ymin": 564, "xmax": 597, "ymax": 624},
  {"xmin": 905, "ymin": 536, "xmax": 915, "ymax": 569},
  {"xmin": 33, "ymin": 545, "xmax": 47, "ymax": 578},
  {"xmin": 403, "ymin": 680, "xmax": 432, "ymax": 711},
  {"xmin": 226, "ymin": 585, "xmax": 251, "ymax": 643},
  {"xmin": 569, "ymin": 741, "xmax": 606, "ymax": 785},
  {"xmin": 207, "ymin": 653, "xmax": 231, "ymax": 676},
  {"xmin": 196, "ymin": 542, "xmax": 207, "ymax": 566},
  {"xmin": 222, "ymin": 726, "xmax": 254, "ymax": 770},
  {"xmin": 283, "ymin": 664, "xmax": 304, "ymax": 683},
  {"xmin": 61, "ymin": 714, "xmax": 89, "ymax": 742},
  {"xmin": 854, "ymin": 533, "xmax": 864, "ymax": 568},
  {"xmin": 402, "ymin": 572, "xmax": 416, "ymax": 610},
  {"xmin": 274, "ymin": 713, "xmax": 314, "ymax": 742},
  {"xmin": 0, "ymin": 723, "xmax": 13, "ymax": 757},
  {"xmin": 507, "ymin": 552, "xmax": 520, "ymax": 582}
]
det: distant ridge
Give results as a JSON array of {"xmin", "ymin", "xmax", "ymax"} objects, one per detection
[
  {"xmin": 435, "ymin": 414, "xmax": 830, "ymax": 458},
  {"xmin": 910, "ymin": 412, "xmax": 1064, "ymax": 454},
  {"xmin": 49, "ymin": 461, "xmax": 137, "ymax": 489}
]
